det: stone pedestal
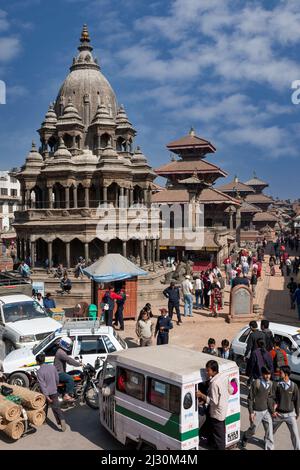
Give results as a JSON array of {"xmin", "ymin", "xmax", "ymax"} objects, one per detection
[{"xmin": 227, "ymin": 284, "xmax": 254, "ymax": 323}]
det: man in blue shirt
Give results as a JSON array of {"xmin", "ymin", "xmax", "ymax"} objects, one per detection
[
  {"xmin": 43, "ymin": 293, "xmax": 56, "ymax": 309},
  {"xmin": 155, "ymin": 308, "xmax": 173, "ymax": 345}
]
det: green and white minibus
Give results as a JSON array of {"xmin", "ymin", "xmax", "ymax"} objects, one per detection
[{"xmin": 99, "ymin": 345, "xmax": 240, "ymax": 450}]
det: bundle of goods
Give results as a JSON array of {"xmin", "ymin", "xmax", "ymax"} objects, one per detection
[{"xmin": 0, "ymin": 384, "xmax": 46, "ymax": 441}]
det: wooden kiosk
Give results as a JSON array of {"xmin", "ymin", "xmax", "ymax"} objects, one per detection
[{"xmin": 84, "ymin": 253, "xmax": 148, "ymax": 320}]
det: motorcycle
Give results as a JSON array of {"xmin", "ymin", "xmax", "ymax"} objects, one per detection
[{"xmin": 30, "ymin": 357, "xmax": 102, "ymax": 410}]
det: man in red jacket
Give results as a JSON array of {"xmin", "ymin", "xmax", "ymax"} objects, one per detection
[{"xmin": 102, "ymin": 285, "xmax": 123, "ymax": 327}]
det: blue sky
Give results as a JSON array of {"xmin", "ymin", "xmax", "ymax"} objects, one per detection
[{"xmin": 0, "ymin": 0, "xmax": 300, "ymax": 199}]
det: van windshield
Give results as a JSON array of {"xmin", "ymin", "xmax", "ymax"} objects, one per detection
[
  {"xmin": 3, "ymin": 301, "xmax": 48, "ymax": 323},
  {"xmin": 292, "ymin": 334, "xmax": 300, "ymax": 348},
  {"xmin": 33, "ymin": 332, "xmax": 56, "ymax": 355}
]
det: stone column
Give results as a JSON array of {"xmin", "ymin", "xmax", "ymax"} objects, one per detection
[
  {"xmin": 120, "ymin": 187, "xmax": 124, "ymax": 208},
  {"xmin": 122, "ymin": 240, "xmax": 127, "ymax": 258},
  {"xmin": 156, "ymin": 239, "xmax": 160, "ymax": 262},
  {"xmin": 48, "ymin": 187, "xmax": 53, "ymax": 209},
  {"xmin": 48, "ymin": 241, "xmax": 53, "ymax": 268},
  {"xmin": 146, "ymin": 240, "xmax": 151, "ymax": 264},
  {"xmin": 151, "ymin": 239, "xmax": 156, "ymax": 269},
  {"xmin": 72, "ymin": 135, "xmax": 76, "ymax": 148},
  {"xmin": 229, "ymin": 211, "xmax": 234, "ymax": 231},
  {"xmin": 140, "ymin": 240, "xmax": 145, "ymax": 266},
  {"xmin": 104, "ymin": 241, "xmax": 108, "ymax": 256},
  {"xmin": 73, "ymin": 186, "xmax": 78, "ymax": 209},
  {"xmin": 85, "ymin": 242, "xmax": 89, "ymax": 262},
  {"xmin": 30, "ymin": 241, "xmax": 35, "ymax": 268},
  {"xmin": 103, "ymin": 186, "xmax": 108, "ymax": 206},
  {"xmin": 115, "ymin": 186, "xmax": 119, "ymax": 207},
  {"xmin": 66, "ymin": 242, "xmax": 70, "ymax": 269},
  {"xmin": 84, "ymin": 187, "xmax": 89, "ymax": 208},
  {"xmin": 129, "ymin": 188, "xmax": 133, "ymax": 206},
  {"xmin": 26, "ymin": 189, "xmax": 31, "ymax": 209},
  {"xmin": 236, "ymin": 207, "xmax": 241, "ymax": 246},
  {"xmin": 124, "ymin": 188, "xmax": 129, "ymax": 207},
  {"xmin": 65, "ymin": 187, "xmax": 70, "ymax": 209},
  {"xmin": 143, "ymin": 189, "xmax": 148, "ymax": 206}
]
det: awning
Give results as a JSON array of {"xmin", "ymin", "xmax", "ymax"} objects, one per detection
[{"xmin": 83, "ymin": 253, "xmax": 148, "ymax": 283}]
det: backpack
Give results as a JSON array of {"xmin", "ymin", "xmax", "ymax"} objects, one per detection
[{"xmin": 273, "ymin": 349, "xmax": 286, "ymax": 370}]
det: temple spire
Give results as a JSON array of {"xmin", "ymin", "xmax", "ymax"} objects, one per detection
[
  {"xmin": 78, "ymin": 24, "xmax": 93, "ymax": 53},
  {"xmin": 80, "ymin": 24, "xmax": 90, "ymax": 43}
]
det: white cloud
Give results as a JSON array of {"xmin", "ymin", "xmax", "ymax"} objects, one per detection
[
  {"xmin": 0, "ymin": 37, "xmax": 20, "ymax": 62},
  {"xmin": 0, "ymin": 9, "xmax": 9, "ymax": 32}
]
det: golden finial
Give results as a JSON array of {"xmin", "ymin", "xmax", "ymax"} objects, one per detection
[{"xmin": 80, "ymin": 24, "xmax": 90, "ymax": 43}]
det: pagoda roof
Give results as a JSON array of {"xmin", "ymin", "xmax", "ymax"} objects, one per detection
[
  {"xmin": 239, "ymin": 201, "xmax": 262, "ymax": 213},
  {"xmin": 151, "ymin": 187, "xmax": 240, "ymax": 205},
  {"xmin": 155, "ymin": 159, "xmax": 227, "ymax": 177},
  {"xmin": 166, "ymin": 128, "xmax": 216, "ymax": 155},
  {"xmin": 253, "ymin": 212, "xmax": 279, "ymax": 222},
  {"xmin": 245, "ymin": 193, "xmax": 273, "ymax": 204},
  {"xmin": 217, "ymin": 180, "xmax": 255, "ymax": 193},
  {"xmin": 244, "ymin": 172, "xmax": 268, "ymax": 187}
]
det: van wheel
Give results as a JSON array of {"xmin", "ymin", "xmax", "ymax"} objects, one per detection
[
  {"xmin": 4, "ymin": 340, "xmax": 15, "ymax": 355},
  {"xmin": 9, "ymin": 372, "xmax": 30, "ymax": 388}
]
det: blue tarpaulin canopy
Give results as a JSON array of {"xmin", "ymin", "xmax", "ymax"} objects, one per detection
[{"xmin": 83, "ymin": 253, "xmax": 148, "ymax": 283}]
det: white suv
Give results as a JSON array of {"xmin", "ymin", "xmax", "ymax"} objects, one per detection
[
  {"xmin": 2, "ymin": 319, "xmax": 127, "ymax": 387},
  {"xmin": 231, "ymin": 321, "xmax": 300, "ymax": 381},
  {"xmin": 0, "ymin": 294, "xmax": 61, "ymax": 354}
]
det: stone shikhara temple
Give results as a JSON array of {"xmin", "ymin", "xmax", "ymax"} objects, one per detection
[{"xmin": 14, "ymin": 25, "xmax": 159, "ymax": 268}]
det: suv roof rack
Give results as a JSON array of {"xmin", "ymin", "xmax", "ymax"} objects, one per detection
[{"xmin": 58, "ymin": 317, "xmax": 105, "ymax": 334}]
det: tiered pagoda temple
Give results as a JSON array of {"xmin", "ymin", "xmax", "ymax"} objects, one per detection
[{"xmin": 152, "ymin": 128, "xmax": 240, "ymax": 265}]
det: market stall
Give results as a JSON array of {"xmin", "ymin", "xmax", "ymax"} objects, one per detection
[{"xmin": 83, "ymin": 253, "xmax": 148, "ymax": 320}]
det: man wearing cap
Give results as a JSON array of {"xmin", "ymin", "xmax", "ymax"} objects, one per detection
[
  {"xmin": 155, "ymin": 308, "xmax": 173, "ymax": 345},
  {"xmin": 163, "ymin": 281, "xmax": 182, "ymax": 325},
  {"xmin": 181, "ymin": 275, "xmax": 194, "ymax": 317}
]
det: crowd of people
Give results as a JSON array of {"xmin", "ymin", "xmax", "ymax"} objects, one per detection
[{"xmin": 197, "ymin": 319, "xmax": 300, "ymax": 450}]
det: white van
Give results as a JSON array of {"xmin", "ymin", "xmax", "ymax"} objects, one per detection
[
  {"xmin": 231, "ymin": 321, "xmax": 300, "ymax": 381},
  {"xmin": 99, "ymin": 345, "xmax": 240, "ymax": 450},
  {"xmin": 0, "ymin": 294, "xmax": 61, "ymax": 354}
]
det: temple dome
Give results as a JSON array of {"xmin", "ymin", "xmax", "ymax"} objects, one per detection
[{"xmin": 54, "ymin": 25, "xmax": 118, "ymax": 126}]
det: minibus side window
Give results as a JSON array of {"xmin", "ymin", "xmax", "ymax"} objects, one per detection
[
  {"xmin": 147, "ymin": 377, "xmax": 180, "ymax": 414},
  {"xmin": 116, "ymin": 367, "xmax": 145, "ymax": 401}
]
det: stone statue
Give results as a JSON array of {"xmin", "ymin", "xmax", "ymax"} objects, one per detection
[{"xmin": 161, "ymin": 260, "xmax": 194, "ymax": 284}]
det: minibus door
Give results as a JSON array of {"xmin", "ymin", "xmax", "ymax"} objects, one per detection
[
  {"xmin": 99, "ymin": 361, "xmax": 116, "ymax": 435},
  {"xmin": 181, "ymin": 383, "xmax": 199, "ymax": 449}
]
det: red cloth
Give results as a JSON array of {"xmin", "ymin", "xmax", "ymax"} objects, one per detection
[{"xmin": 110, "ymin": 292, "xmax": 123, "ymax": 300}]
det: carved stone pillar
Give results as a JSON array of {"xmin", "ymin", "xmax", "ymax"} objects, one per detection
[
  {"xmin": 48, "ymin": 187, "xmax": 53, "ymax": 209},
  {"xmin": 122, "ymin": 240, "xmax": 127, "ymax": 258},
  {"xmin": 25, "ymin": 189, "xmax": 31, "ymax": 209},
  {"xmin": 140, "ymin": 240, "xmax": 145, "ymax": 266},
  {"xmin": 104, "ymin": 241, "xmax": 108, "ymax": 256},
  {"xmin": 85, "ymin": 242, "xmax": 89, "ymax": 262},
  {"xmin": 84, "ymin": 187, "xmax": 89, "ymax": 208},
  {"xmin": 103, "ymin": 186, "xmax": 108, "ymax": 206},
  {"xmin": 66, "ymin": 242, "xmax": 70, "ymax": 269},
  {"xmin": 73, "ymin": 186, "xmax": 78, "ymax": 209},
  {"xmin": 48, "ymin": 241, "xmax": 53, "ymax": 268},
  {"xmin": 65, "ymin": 187, "xmax": 70, "ymax": 209},
  {"xmin": 30, "ymin": 241, "xmax": 35, "ymax": 268}
]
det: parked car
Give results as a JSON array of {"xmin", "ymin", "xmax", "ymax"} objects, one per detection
[
  {"xmin": 231, "ymin": 321, "xmax": 300, "ymax": 381},
  {"xmin": 1, "ymin": 318, "xmax": 127, "ymax": 387},
  {"xmin": 0, "ymin": 294, "xmax": 61, "ymax": 354}
]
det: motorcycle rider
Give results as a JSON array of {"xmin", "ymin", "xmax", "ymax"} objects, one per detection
[{"xmin": 54, "ymin": 337, "xmax": 81, "ymax": 402}]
